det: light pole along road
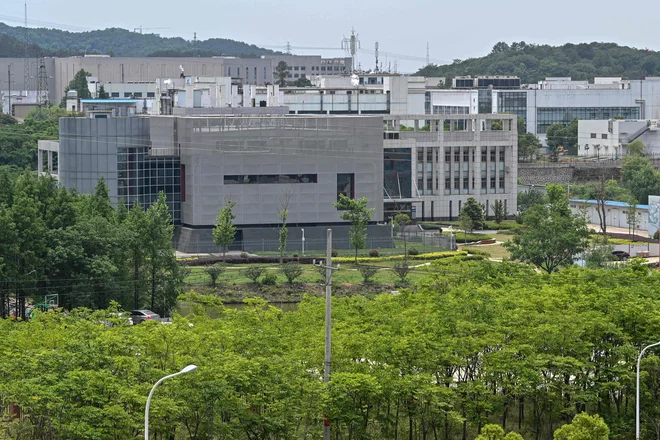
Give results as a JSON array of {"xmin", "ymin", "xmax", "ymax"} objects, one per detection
[
  {"xmin": 145, "ymin": 365, "xmax": 198, "ymax": 439},
  {"xmin": 636, "ymin": 341, "xmax": 660, "ymax": 440}
]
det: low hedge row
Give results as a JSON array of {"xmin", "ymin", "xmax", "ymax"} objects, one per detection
[
  {"xmin": 333, "ymin": 251, "xmax": 467, "ymax": 264},
  {"xmin": 462, "ymin": 247, "xmax": 492, "ymax": 257},
  {"xmin": 431, "ymin": 254, "xmax": 486, "ymax": 266}
]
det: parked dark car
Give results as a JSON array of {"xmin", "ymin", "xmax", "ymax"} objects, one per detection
[
  {"xmin": 130, "ymin": 309, "xmax": 161, "ymax": 324},
  {"xmin": 612, "ymin": 250, "xmax": 630, "ymax": 261}
]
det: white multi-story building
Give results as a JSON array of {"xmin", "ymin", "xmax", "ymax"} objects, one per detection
[
  {"xmin": 382, "ymin": 113, "xmax": 518, "ymax": 222},
  {"xmin": 427, "ymin": 76, "xmax": 660, "ymax": 146},
  {"xmin": 577, "ymin": 119, "xmax": 660, "ymax": 158}
]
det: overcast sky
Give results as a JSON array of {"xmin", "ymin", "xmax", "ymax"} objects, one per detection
[{"xmin": 4, "ymin": 0, "xmax": 660, "ymax": 73}]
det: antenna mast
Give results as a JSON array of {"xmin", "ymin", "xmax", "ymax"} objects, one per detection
[
  {"xmin": 341, "ymin": 27, "xmax": 360, "ymax": 73},
  {"xmin": 426, "ymin": 42, "xmax": 430, "ymax": 66},
  {"xmin": 374, "ymin": 42, "xmax": 379, "ymax": 72},
  {"xmin": 37, "ymin": 55, "xmax": 49, "ymax": 106}
]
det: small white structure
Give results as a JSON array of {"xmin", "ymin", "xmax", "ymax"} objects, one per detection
[
  {"xmin": 570, "ymin": 199, "xmax": 648, "ymax": 233},
  {"xmin": 37, "ymin": 140, "xmax": 59, "ymax": 180}
]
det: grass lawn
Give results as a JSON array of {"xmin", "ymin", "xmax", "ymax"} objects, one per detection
[{"xmin": 457, "ymin": 231, "xmax": 513, "ymax": 260}]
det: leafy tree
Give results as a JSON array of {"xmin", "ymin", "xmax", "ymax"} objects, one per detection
[
  {"xmin": 291, "ymin": 77, "xmax": 312, "ymax": 87},
  {"xmin": 621, "ymin": 154, "xmax": 660, "ymax": 204},
  {"xmin": 205, "ymin": 263, "xmax": 225, "ymax": 286},
  {"xmin": 0, "ymin": 114, "xmax": 17, "ymax": 126},
  {"xmin": 357, "ymin": 265, "xmax": 377, "ymax": 283},
  {"xmin": 279, "ymin": 262, "xmax": 303, "ymax": 284},
  {"xmin": 627, "ymin": 139, "xmax": 645, "ymax": 156},
  {"xmin": 584, "ymin": 236, "xmax": 617, "ymax": 269},
  {"xmin": 625, "ymin": 197, "xmax": 640, "ymax": 239},
  {"xmin": 458, "ymin": 211, "xmax": 474, "ymax": 243},
  {"xmin": 277, "ymin": 189, "xmax": 293, "ymax": 263},
  {"xmin": 493, "ymin": 200, "xmax": 506, "ymax": 224},
  {"xmin": 274, "ymin": 61, "xmax": 290, "ymax": 87},
  {"xmin": 393, "ymin": 213, "xmax": 412, "ymax": 259},
  {"xmin": 546, "ymin": 122, "xmax": 572, "ymax": 158},
  {"xmin": 491, "ymin": 42, "xmax": 511, "ymax": 54},
  {"xmin": 142, "ymin": 192, "xmax": 182, "ymax": 316},
  {"xmin": 518, "ymin": 133, "xmax": 542, "ymax": 162},
  {"xmin": 462, "ymin": 197, "xmax": 486, "ymax": 229},
  {"xmin": 517, "ymin": 188, "xmax": 546, "ymax": 222},
  {"xmin": 60, "ymin": 69, "xmax": 92, "ymax": 107},
  {"xmin": 392, "ymin": 261, "xmax": 410, "ymax": 282},
  {"xmin": 96, "ymin": 84, "xmax": 110, "ymax": 99},
  {"xmin": 242, "ymin": 266, "xmax": 265, "ymax": 284},
  {"xmin": 334, "ymin": 194, "xmax": 374, "ymax": 264},
  {"xmin": 213, "ymin": 200, "xmax": 237, "ymax": 257},
  {"xmin": 505, "ymin": 184, "xmax": 589, "ymax": 273},
  {"xmin": 553, "ymin": 413, "xmax": 609, "ymax": 440}
]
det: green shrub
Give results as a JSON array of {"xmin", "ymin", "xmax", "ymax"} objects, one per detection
[
  {"xmin": 331, "ymin": 249, "xmax": 339, "ymax": 257},
  {"xmin": 240, "ymin": 252, "xmax": 248, "ymax": 258},
  {"xmin": 242, "ymin": 266, "xmax": 265, "ymax": 284},
  {"xmin": 462, "ymin": 247, "xmax": 492, "ymax": 257},
  {"xmin": 358, "ymin": 265, "xmax": 378, "ymax": 283},
  {"xmin": 334, "ymin": 251, "xmax": 467, "ymax": 264},
  {"xmin": 204, "ymin": 263, "xmax": 225, "ymax": 286},
  {"xmin": 408, "ymin": 247, "xmax": 420, "ymax": 256},
  {"xmin": 368, "ymin": 249, "xmax": 379, "ymax": 257},
  {"xmin": 392, "ymin": 262, "xmax": 411, "ymax": 282},
  {"xmin": 279, "ymin": 263, "xmax": 304, "ymax": 284},
  {"xmin": 261, "ymin": 272, "xmax": 277, "ymax": 285}
]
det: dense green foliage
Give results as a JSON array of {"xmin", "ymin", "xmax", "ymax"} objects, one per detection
[
  {"xmin": 417, "ymin": 41, "xmax": 660, "ymax": 83},
  {"xmin": 3, "ymin": 262, "xmax": 660, "ymax": 439},
  {"xmin": 461, "ymin": 197, "xmax": 486, "ymax": 229},
  {"xmin": 621, "ymin": 154, "xmax": 660, "ymax": 204},
  {"xmin": 0, "ymin": 23, "xmax": 276, "ymax": 57},
  {"xmin": 506, "ymin": 185, "xmax": 589, "ymax": 273},
  {"xmin": 334, "ymin": 194, "xmax": 375, "ymax": 263},
  {"xmin": 0, "ymin": 107, "xmax": 65, "ymax": 169},
  {"xmin": 0, "ymin": 173, "xmax": 183, "ymax": 318}
]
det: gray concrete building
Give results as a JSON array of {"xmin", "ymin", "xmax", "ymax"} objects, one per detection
[
  {"xmin": 0, "ymin": 55, "xmax": 353, "ymax": 107},
  {"xmin": 51, "ymin": 114, "xmax": 387, "ymax": 252},
  {"xmin": 383, "ymin": 113, "xmax": 518, "ymax": 221}
]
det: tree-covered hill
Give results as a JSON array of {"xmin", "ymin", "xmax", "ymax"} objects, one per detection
[
  {"xmin": 417, "ymin": 41, "xmax": 660, "ymax": 84},
  {"xmin": 0, "ymin": 22, "xmax": 277, "ymax": 57}
]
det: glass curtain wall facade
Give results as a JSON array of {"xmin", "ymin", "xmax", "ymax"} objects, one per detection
[
  {"xmin": 497, "ymin": 92, "xmax": 527, "ymax": 122},
  {"xmin": 536, "ymin": 107, "xmax": 640, "ymax": 133},
  {"xmin": 478, "ymin": 90, "xmax": 492, "ymax": 114},
  {"xmin": 117, "ymin": 146, "xmax": 181, "ymax": 224},
  {"xmin": 384, "ymin": 148, "xmax": 412, "ymax": 199}
]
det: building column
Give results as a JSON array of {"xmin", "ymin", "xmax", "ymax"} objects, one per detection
[
  {"xmin": 48, "ymin": 151, "xmax": 53, "ymax": 173},
  {"xmin": 37, "ymin": 149, "xmax": 43, "ymax": 173}
]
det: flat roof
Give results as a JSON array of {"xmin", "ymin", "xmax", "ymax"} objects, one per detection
[
  {"xmin": 570, "ymin": 199, "xmax": 649, "ymax": 210},
  {"xmin": 80, "ymin": 99, "xmax": 138, "ymax": 103}
]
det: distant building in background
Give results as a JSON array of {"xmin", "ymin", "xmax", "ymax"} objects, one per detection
[{"xmin": 577, "ymin": 119, "xmax": 660, "ymax": 158}]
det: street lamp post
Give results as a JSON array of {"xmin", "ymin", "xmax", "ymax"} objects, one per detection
[
  {"xmin": 636, "ymin": 342, "xmax": 660, "ymax": 440},
  {"xmin": 145, "ymin": 365, "xmax": 197, "ymax": 440},
  {"xmin": 301, "ymin": 228, "xmax": 305, "ymax": 256}
]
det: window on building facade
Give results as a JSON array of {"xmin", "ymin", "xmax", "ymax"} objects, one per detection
[
  {"xmin": 111, "ymin": 92, "xmax": 119, "ymax": 97},
  {"xmin": 124, "ymin": 92, "xmax": 132, "ymax": 97},
  {"xmin": 463, "ymin": 150, "xmax": 469, "ymax": 162},
  {"xmin": 481, "ymin": 148, "xmax": 487, "ymax": 162},
  {"xmin": 321, "ymin": 66, "xmax": 326, "ymax": 71},
  {"xmin": 133, "ymin": 92, "xmax": 142, "ymax": 98},
  {"xmin": 264, "ymin": 67, "xmax": 267, "ymax": 80},
  {"xmin": 147, "ymin": 92, "xmax": 155, "ymax": 98},
  {"xmin": 454, "ymin": 150, "xmax": 460, "ymax": 162},
  {"xmin": 537, "ymin": 107, "xmax": 640, "ymax": 134},
  {"xmin": 301, "ymin": 66, "xmax": 306, "ymax": 71},
  {"xmin": 254, "ymin": 67, "xmax": 257, "ymax": 81},
  {"xmin": 454, "ymin": 177, "xmax": 460, "ymax": 189},
  {"xmin": 499, "ymin": 176, "xmax": 505, "ymax": 189},
  {"xmin": 224, "ymin": 174, "xmax": 318, "ymax": 184},
  {"xmin": 499, "ymin": 149, "xmax": 505, "ymax": 162},
  {"xmin": 337, "ymin": 173, "xmax": 355, "ymax": 201},
  {"xmin": 490, "ymin": 149, "xmax": 496, "ymax": 162},
  {"xmin": 481, "ymin": 177, "xmax": 487, "ymax": 189},
  {"xmin": 445, "ymin": 178, "xmax": 451, "ymax": 190},
  {"xmin": 497, "ymin": 91, "xmax": 527, "ymax": 122},
  {"xmin": 602, "ymin": 134, "xmax": 608, "ymax": 139},
  {"xmin": 426, "ymin": 178, "xmax": 432, "ymax": 191},
  {"xmin": 294, "ymin": 66, "xmax": 299, "ymax": 71},
  {"xmin": 427, "ymin": 149, "xmax": 433, "ymax": 162},
  {"xmin": 294, "ymin": 74, "xmax": 299, "ymax": 78},
  {"xmin": 591, "ymin": 133, "xmax": 597, "ymax": 138},
  {"xmin": 417, "ymin": 150, "xmax": 424, "ymax": 163},
  {"xmin": 463, "ymin": 177, "xmax": 469, "ymax": 189},
  {"xmin": 490, "ymin": 177, "xmax": 496, "ymax": 189},
  {"xmin": 445, "ymin": 149, "xmax": 451, "ymax": 162}
]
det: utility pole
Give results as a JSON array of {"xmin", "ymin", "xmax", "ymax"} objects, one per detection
[{"xmin": 324, "ymin": 228, "xmax": 333, "ymax": 440}]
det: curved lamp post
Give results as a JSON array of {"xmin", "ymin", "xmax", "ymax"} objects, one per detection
[
  {"xmin": 145, "ymin": 365, "xmax": 197, "ymax": 439},
  {"xmin": 637, "ymin": 342, "xmax": 660, "ymax": 440}
]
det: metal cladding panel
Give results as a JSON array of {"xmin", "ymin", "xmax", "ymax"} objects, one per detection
[{"xmin": 174, "ymin": 115, "xmax": 383, "ymax": 226}]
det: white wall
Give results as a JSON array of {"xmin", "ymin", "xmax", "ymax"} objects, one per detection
[{"xmin": 571, "ymin": 201, "xmax": 648, "ymax": 232}]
